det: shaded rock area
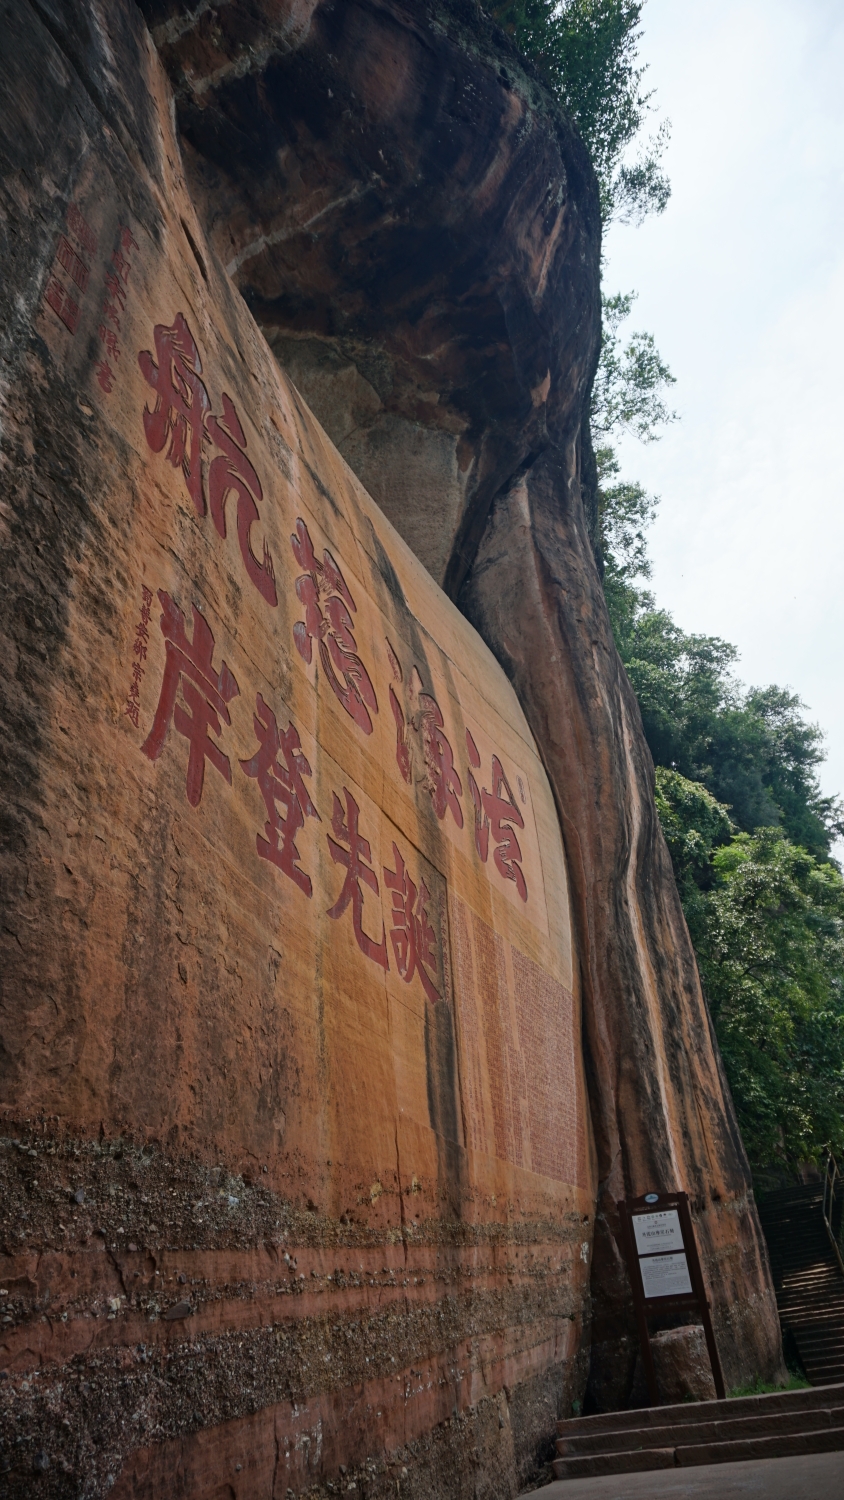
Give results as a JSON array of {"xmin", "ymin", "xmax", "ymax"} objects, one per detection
[
  {"xmin": 142, "ymin": 0, "xmax": 600, "ymax": 591},
  {"xmin": 140, "ymin": 0, "xmax": 784, "ymax": 1405}
]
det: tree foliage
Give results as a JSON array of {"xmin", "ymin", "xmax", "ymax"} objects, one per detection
[
  {"xmin": 593, "ymin": 266, "xmax": 844, "ymax": 1175},
  {"xmin": 654, "ymin": 767, "xmax": 732, "ymax": 947},
  {"xmin": 487, "ymin": 0, "xmax": 670, "ymax": 222},
  {"xmin": 591, "ymin": 293, "xmax": 676, "ymax": 442},
  {"xmin": 489, "ymin": 0, "xmax": 844, "ymax": 1177},
  {"xmin": 700, "ymin": 831, "xmax": 844, "ymax": 1172},
  {"xmin": 607, "ymin": 576, "xmax": 844, "ymax": 857}
]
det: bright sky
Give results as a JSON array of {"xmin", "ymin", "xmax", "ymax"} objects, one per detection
[{"xmin": 604, "ymin": 0, "xmax": 844, "ymax": 838}]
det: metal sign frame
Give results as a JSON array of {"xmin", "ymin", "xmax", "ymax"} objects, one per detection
[{"xmin": 618, "ymin": 1189, "xmax": 726, "ymax": 1404}]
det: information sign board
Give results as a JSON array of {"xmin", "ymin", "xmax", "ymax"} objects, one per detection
[
  {"xmin": 632, "ymin": 1209, "xmax": 684, "ymax": 1256},
  {"xmin": 618, "ymin": 1190, "xmax": 725, "ymax": 1405},
  {"xmin": 638, "ymin": 1250, "xmax": 692, "ymax": 1299}
]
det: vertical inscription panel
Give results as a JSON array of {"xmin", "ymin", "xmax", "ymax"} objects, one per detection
[{"xmin": 451, "ymin": 896, "xmax": 584, "ymax": 1186}]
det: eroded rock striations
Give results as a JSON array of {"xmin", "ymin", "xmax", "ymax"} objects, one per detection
[
  {"xmin": 0, "ymin": 0, "xmax": 781, "ymax": 1495},
  {"xmin": 140, "ymin": 0, "xmax": 783, "ymax": 1406}
]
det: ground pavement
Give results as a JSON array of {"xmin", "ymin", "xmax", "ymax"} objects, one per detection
[{"xmin": 522, "ymin": 1448, "xmax": 844, "ymax": 1499}]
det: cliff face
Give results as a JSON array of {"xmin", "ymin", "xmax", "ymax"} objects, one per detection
[
  {"xmin": 144, "ymin": 0, "xmax": 600, "ymax": 591},
  {"xmin": 0, "ymin": 0, "xmax": 784, "ymax": 1493},
  {"xmin": 0, "ymin": 3, "xmax": 593, "ymax": 1496},
  {"xmin": 142, "ymin": 0, "xmax": 784, "ymax": 1405}
]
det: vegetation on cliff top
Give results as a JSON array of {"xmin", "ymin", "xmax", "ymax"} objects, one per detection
[{"xmin": 487, "ymin": 0, "xmax": 670, "ymax": 222}]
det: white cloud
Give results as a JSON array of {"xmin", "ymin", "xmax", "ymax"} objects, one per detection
[{"xmin": 605, "ymin": 0, "xmax": 844, "ymax": 832}]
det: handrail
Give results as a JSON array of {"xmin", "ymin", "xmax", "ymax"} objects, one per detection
[{"xmin": 822, "ymin": 1154, "xmax": 844, "ymax": 1278}]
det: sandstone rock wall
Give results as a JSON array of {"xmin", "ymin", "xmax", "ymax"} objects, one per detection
[
  {"xmin": 0, "ymin": 2, "xmax": 596, "ymax": 1495},
  {"xmin": 139, "ymin": 0, "xmax": 785, "ymax": 1408}
]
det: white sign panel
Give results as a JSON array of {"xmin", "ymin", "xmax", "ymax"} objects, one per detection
[
  {"xmin": 632, "ymin": 1209, "xmax": 684, "ymax": 1255},
  {"xmin": 639, "ymin": 1251, "xmax": 693, "ymax": 1299}
]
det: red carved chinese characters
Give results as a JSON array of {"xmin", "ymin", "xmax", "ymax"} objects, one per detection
[
  {"xmin": 466, "ymin": 729, "xmax": 528, "ymax": 902},
  {"xmin": 326, "ymin": 789, "xmax": 388, "ymax": 968},
  {"xmin": 56, "ymin": 235, "xmax": 89, "ymax": 293},
  {"xmin": 418, "ymin": 690, "xmax": 463, "ymax": 827},
  {"xmin": 124, "ymin": 584, "xmax": 153, "ymax": 728},
  {"xmin": 384, "ymin": 843, "xmax": 440, "ymax": 1004},
  {"xmin": 291, "ymin": 518, "xmax": 378, "ymax": 735},
  {"xmin": 387, "ymin": 643, "xmax": 412, "ymax": 785},
  {"xmin": 139, "ymin": 313, "xmax": 210, "ymax": 516},
  {"xmin": 43, "ymin": 202, "xmax": 98, "ymax": 335},
  {"xmin": 138, "ymin": 312, "xmax": 276, "ymax": 605},
  {"xmin": 67, "ymin": 203, "xmax": 98, "ymax": 258},
  {"xmin": 141, "ymin": 591, "xmax": 239, "ymax": 807},
  {"xmin": 208, "ymin": 394, "xmax": 277, "ymax": 606},
  {"xmin": 44, "ymin": 275, "xmax": 80, "ymax": 335},
  {"xmin": 386, "ymin": 644, "xmax": 462, "ymax": 827},
  {"xmin": 96, "ymin": 225, "xmax": 137, "ymax": 393},
  {"xmin": 240, "ymin": 694, "xmax": 320, "ymax": 896}
]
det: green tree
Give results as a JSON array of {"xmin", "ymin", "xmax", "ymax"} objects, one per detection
[
  {"xmin": 487, "ymin": 0, "xmax": 670, "ymax": 222},
  {"xmin": 591, "ymin": 293, "xmax": 676, "ymax": 442},
  {"xmin": 654, "ymin": 766, "xmax": 732, "ymax": 948},
  {"xmin": 651, "ymin": 784, "xmax": 844, "ymax": 1172},
  {"xmin": 612, "ymin": 595, "xmax": 843, "ymax": 856},
  {"xmin": 699, "ymin": 831, "xmax": 844, "ymax": 1171}
]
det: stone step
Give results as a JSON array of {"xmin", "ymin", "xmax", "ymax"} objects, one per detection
[
  {"xmin": 554, "ymin": 1382, "xmax": 844, "ymax": 1439},
  {"xmin": 550, "ymin": 1423, "xmax": 844, "ymax": 1481},
  {"xmin": 783, "ymin": 1306, "xmax": 844, "ymax": 1323},
  {"xmin": 782, "ymin": 1296, "xmax": 844, "ymax": 1307},
  {"xmin": 555, "ymin": 1402, "xmax": 844, "ymax": 1457},
  {"xmin": 782, "ymin": 1300, "xmax": 844, "ymax": 1315},
  {"xmin": 781, "ymin": 1280, "xmax": 844, "ymax": 1293}
]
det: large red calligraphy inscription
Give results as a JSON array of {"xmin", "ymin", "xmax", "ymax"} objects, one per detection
[
  {"xmin": 141, "ymin": 591, "xmax": 240, "ymax": 807},
  {"xmin": 240, "ymin": 693, "xmax": 320, "ymax": 896},
  {"xmin": 139, "ymin": 313, "xmax": 210, "ymax": 515},
  {"xmin": 326, "ymin": 789, "xmax": 388, "ymax": 969},
  {"xmin": 207, "ymin": 394, "xmax": 277, "ymax": 606},
  {"xmin": 291, "ymin": 519, "xmax": 378, "ymax": 735},
  {"xmin": 384, "ymin": 843, "xmax": 440, "ymax": 1004},
  {"xmin": 386, "ymin": 644, "xmax": 462, "ymax": 828},
  {"xmin": 466, "ymin": 730, "xmax": 527, "ymax": 902},
  {"xmin": 138, "ymin": 313, "xmax": 276, "ymax": 604}
]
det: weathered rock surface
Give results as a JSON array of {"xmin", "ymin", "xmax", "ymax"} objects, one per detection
[
  {"xmin": 650, "ymin": 1326, "xmax": 718, "ymax": 1406},
  {"xmin": 139, "ymin": 0, "xmax": 784, "ymax": 1408},
  {"xmin": 142, "ymin": 0, "xmax": 600, "ymax": 591},
  {"xmin": 0, "ymin": 0, "xmax": 785, "ymax": 1492},
  {"xmin": 0, "ymin": 2, "xmax": 593, "ymax": 1495}
]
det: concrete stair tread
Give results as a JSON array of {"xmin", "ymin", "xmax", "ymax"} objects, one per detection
[
  {"xmin": 555, "ymin": 1382, "xmax": 844, "ymax": 1439},
  {"xmin": 551, "ymin": 1423, "xmax": 844, "ymax": 1481},
  {"xmin": 555, "ymin": 1404, "xmax": 844, "ymax": 1456}
]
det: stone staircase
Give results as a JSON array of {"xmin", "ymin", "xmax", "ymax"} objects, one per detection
[
  {"xmin": 758, "ymin": 1181, "xmax": 844, "ymax": 1385},
  {"xmin": 551, "ymin": 1384, "xmax": 844, "ymax": 1480}
]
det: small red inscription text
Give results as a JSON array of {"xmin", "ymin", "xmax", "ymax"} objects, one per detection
[{"xmin": 124, "ymin": 585, "xmax": 153, "ymax": 728}]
